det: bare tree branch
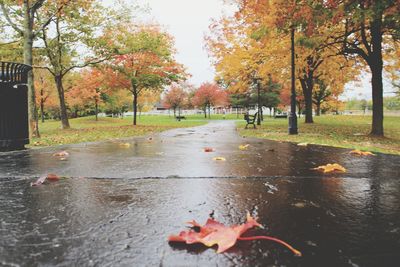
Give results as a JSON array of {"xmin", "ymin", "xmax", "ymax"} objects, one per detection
[{"xmin": 0, "ymin": 2, "xmax": 23, "ymax": 34}]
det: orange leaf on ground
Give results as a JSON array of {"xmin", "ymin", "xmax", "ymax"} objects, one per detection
[
  {"xmin": 53, "ymin": 151, "xmax": 69, "ymax": 157},
  {"xmin": 213, "ymin": 157, "xmax": 226, "ymax": 161},
  {"xmin": 312, "ymin": 163, "xmax": 346, "ymax": 173},
  {"xmin": 168, "ymin": 212, "xmax": 301, "ymax": 256},
  {"xmin": 31, "ymin": 173, "xmax": 61, "ymax": 186},
  {"xmin": 350, "ymin": 149, "xmax": 375, "ymax": 156}
]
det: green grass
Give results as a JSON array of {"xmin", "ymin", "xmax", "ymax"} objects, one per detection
[
  {"xmin": 237, "ymin": 115, "xmax": 400, "ymax": 155},
  {"xmin": 30, "ymin": 115, "xmax": 206, "ymax": 147}
]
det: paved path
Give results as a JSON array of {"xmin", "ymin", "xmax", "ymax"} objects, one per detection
[
  {"xmin": 1, "ymin": 121, "xmax": 400, "ymax": 266},
  {"xmin": 0, "ymin": 120, "xmax": 398, "ymax": 179}
]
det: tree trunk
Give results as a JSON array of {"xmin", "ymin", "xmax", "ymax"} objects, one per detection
[
  {"xmin": 316, "ymin": 103, "xmax": 321, "ymax": 116},
  {"xmin": 23, "ymin": 17, "xmax": 40, "ymax": 137},
  {"xmin": 54, "ymin": 75, "xmax": 70, "ymax": 129},
  {"xmin": 40, "ymin": 99, "xmax": 45, "ymax": 123},
  {"xmin": 173, "ymin": 107, "xmax": 176, "ymax": 117},
  {"xmin": 369, "ymin": 19, "xmax": 384, "ymax": 136},
  {"xmin": 95, "ymin": 99, "xmax": 98, "ymax": 121},
  {"xmin": 133, "ymin": 92, "xmax": 138, "ymax": 125},
  {"xmin": 208, "ymin": 104, "xmax": 211, "ymax": 119},
  {"xmin": 204, "ymin": 107, "xmax": 207, "ymax": 118},
  {"xmin": 300, "ymin": 77, "xmax": 314, "ymax": 123}
]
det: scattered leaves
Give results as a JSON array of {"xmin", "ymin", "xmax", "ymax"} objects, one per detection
[
  {"xmin": 168, "ymin": 212, "xmax": 301, "ymax": 256},
  {"xmin": 204, "ymin": 147, "xmax": 215, "ymax": 152},
  {"xmin": 312, "ymin": 163, "xmax": 346, "ymax": 173},
  {"xmin": 213, "ymin": 157, "xmax": 226, "ymax": 161},
  {"xmin": 239, "ymin": 144, "xmax": 250, "ymax": 150},
  {"xmin": 31, "ymin": 173, "xmax": 61, "ymax": 186},
  {"xmin": 350, "ymin": 149, "xmax": 375, "ymax": 156}
]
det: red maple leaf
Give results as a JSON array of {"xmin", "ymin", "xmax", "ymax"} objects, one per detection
[{"xmin": 168, "ymin": 212, "xmax": 301, "ymax": 256}]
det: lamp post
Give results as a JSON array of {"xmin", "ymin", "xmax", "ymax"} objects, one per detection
[
  {"xmin": 252, "ymin": 76, "xmax": 262, "ymax": 125},
  {"xmin": 288, "ymin": 26, "xmax": 298, "ymax": 135}
]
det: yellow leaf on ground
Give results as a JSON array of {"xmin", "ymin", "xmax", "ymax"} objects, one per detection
[
  {"xmin": 350, "ymin": 149, "xmax": 375, "ymax": 156},
  {"xmin": 312, "ymin": 163, "xmax": 346, "ymax": 173},
  {"xmin": 213, "ymin": 157, "xmax": 226, "ymax": 161},
  {"xmin": 239, "ymin": 144, "xmax": 250, "ymax": 150},
  {"xmin": 119, "ymin": 143, "xmax": 131, "ymax": 148},
  {"xmin": 297, "ymin": 143, "xmax": 308, "ymax": 147}
]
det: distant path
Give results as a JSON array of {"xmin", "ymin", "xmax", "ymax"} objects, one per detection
[{"xmin": 0, "ymin": 120, "xmax": 399, "ymax": 179}]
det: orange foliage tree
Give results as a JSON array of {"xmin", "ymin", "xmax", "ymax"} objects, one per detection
[
  {"xmin": 192, "ymin": 83, "xmax": 229, "ymax": 118},
  {"xmin": 66, "ymin": 68, "xmax": 106, "ymax": 121},
  {"xmin": 163, "ymin": 84, "xmax": 189, "ymax": 117},
  {"xmin": 104, "ymin": 25, "xmax": 187, "ymax": 125}
]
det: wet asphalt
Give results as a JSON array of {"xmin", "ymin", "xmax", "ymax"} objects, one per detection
[{"xmin": 0, "ymin": 120, "xmax": 399, "ymax": 266}]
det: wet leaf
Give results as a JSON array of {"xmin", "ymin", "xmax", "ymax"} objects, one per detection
[
  {"xmin": 204, "ymin": 147, "xmax": 215, "ymax": 152},
  {"xmin": 169, "ymin": 212, "xmax": 301, "ymax": 256},
  {"xmin": 312, "ymin": 163, "xmax": 346, "ymax": 173},
  {"xmin": 53, "ymin": 151, "xmax": 69, "ymax": 157},
  {"xmin": 239, "ymin": 144, "xmax": 250, "ymax": 150},
  {"xmin": 213, "ymin": 157, "xmax": 226, "ymax": 161},
  {"xmin": 350, "ymin": 149, "xmax": 375, "ymax": 156},
  {"xmin": 297, "ymin": 143, "xmax": 308, "ymax": 147},
  {"xmin": 31, "ymin": 173, "xmax": 60, "ymax": 186},
  {"xmin": 293, "ymin": 202, "xmax": 306, "ymax": 208},
  {"xmin": 119, "ymin": 143, "xmax": 131, "ymax": 148}
]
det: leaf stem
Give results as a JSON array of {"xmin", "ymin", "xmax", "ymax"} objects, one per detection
[{"xmin": 238, "ymin": 236, "xmax": 302, "ymax": 256}]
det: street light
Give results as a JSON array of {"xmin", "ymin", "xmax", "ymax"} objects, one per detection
[{"xmin": 288, "ymin": 26, "xmax": 298, "ymax": 135}]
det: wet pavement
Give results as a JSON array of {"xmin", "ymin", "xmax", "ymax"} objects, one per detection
[{"xmin": 0, "ymin": 121, "xmax": 400, "ymax": 266}]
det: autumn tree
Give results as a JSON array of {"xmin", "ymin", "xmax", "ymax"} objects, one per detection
[
  {"xmin": 0, "ymin": 0, "xmax": 72, "ymax": 137},
  {"xmin": 163, "ymin": 84, "xmax": 189, "ymax": 117},
  {"xmin": 323, "ymin": 0, "xmax": 400, "ymax": 136},
  {"xmin": 36, "ymin": 0, "xmax": 119, "ymax": 129},
  {"xmin": 192, "ymin": 82, "xmax": 229, "ymax": 118},
  {"xmin": 105, "ymin": 25, "xmax": 186, "ymax": 125},
  {"xmin": 66, "ymin": 68, "xmax": 106, "ymax": 121},
  {"xmin": 34, "ymin": 68, "xmax": 57, "ymax": 122}
]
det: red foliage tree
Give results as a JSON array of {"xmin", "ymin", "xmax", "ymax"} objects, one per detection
[
  {"xmin": 192, "ymin": 82, "xmax": 229, "ymax": 118},
  {"xmin": 163, "ymin": 84, "xmax": 188, "ymax": 117}
]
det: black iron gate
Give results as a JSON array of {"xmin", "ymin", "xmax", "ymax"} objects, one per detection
[{"xmin": 0, "ymin": 61, "xmax": 32, "ymax": 151}]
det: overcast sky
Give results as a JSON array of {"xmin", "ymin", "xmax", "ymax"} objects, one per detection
[{"xmin": 136, "ymin": 0, "xmax": 236, "ymax": 87}]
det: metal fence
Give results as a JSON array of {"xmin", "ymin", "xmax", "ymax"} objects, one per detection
[{"xmin": 0, "ymin": 61, "xmax": 32, "ymax": 151}]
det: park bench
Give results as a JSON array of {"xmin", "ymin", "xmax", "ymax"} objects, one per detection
[
  {"xmin": 274, "ymin": 113, "xmax": 288, "ymax": 119},
  {"xmin": 244, "ymin": 112, "xmax": 258, "ymax": 129},
  {"xmin": 175, "ymin": 115, "xmax": 186, "ymax": 120}
]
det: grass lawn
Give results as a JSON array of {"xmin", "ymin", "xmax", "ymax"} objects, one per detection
[
  {"xmin": 237, "ymin": 115, "xmax": 400, "ymax": 155},
  {"xmin": 29, "ymin": 115, "xmax": 207, "ymax": 148}
]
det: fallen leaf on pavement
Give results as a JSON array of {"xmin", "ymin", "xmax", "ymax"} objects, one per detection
[
  {"xmin": 168, "ymin": 212, "xmax": 301, "ymax": 256},
  {"xmin": 213, "ymin": 157, "xmax": 226, "ymax": 161},
  {"xmin": 297, "ymin": 143, "xmax": 308, "ymax": 147},
  {"xmin": 204, "ymin": 147, "xmax": 215, "ymax": 152},
  {"xmin": 312, "ymin": 163, "xmax": 346, "ymax": 173},
  {"xmin": 53, "ymin": 151, "xmax": 69, "ymax": 157},
  {"xmin": 119, "ymin": 143, "xmax": 131, "ymax": 148},
  {"xmin": 350, "ymin": 149, "xmax": 375, "ymax": 156},
  {"xmin": 239, "ymin": 144, "xmax": 250, "ymax": 150},
  {"xmin": 31, "ymin": 173, "xmax": 61, "ymax": 186}
]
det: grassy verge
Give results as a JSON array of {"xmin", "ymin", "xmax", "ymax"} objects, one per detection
[
  {"xmin": 237, "ymin": 115, "xmax": 400, "ymax": 155},
  {"xmin": 30, "ymin": 115, "xmax": 207, "ymax": 148}
]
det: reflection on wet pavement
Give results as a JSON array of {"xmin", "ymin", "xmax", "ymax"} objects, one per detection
[
  {"xmin": 0, "ymin": 121, "xmax": 399, "ymax": 179},
  {"xmin": 1, "ymin": 177, "xmax": 399, "ymax": 266},
  {"xmin": 1, "ymin": 121, "xmax": 400, "ymax": 266}
]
